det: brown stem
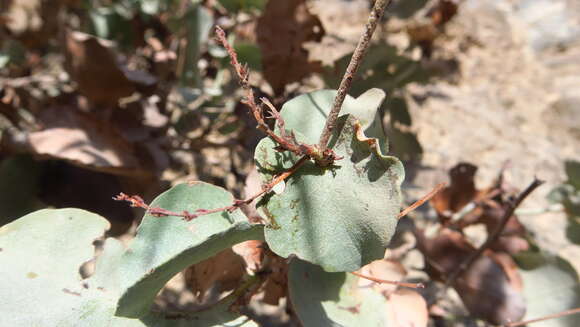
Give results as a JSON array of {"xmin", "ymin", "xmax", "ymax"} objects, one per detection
[
  {"xmin": 240, "ymin": 155, "xmax": 308, "ymax": 206},
  {"xmin": 215, "ymin": 26, "xmax": 341, "ymax": 165},
  {"xmin": 113, "ymin": 156, "xmax": 308, "ymax": 222},
  {"xmin": 351, "ymin": 271, "xmax": 424, "ymax": 289},
  {"xmin": 397, "ymin": 183, "xmax": 446, "ymax": 219},
  {"xmin": 211, "ymin": 274, "xmax": 262, "ymax": 312},
  {"xmin": 504, "ymin": 308, "xmax": 580, "ymax": 327},
  {"xmin": 503, "ymin": 307, "xmax": 580, "ymax": 327},
  {"xmin": 318, "ymin": 0, "xmax": 392, "ymax": 152},
  {"xmin": 445, "ymin": 178, "xmax": 544, "ymax": 288}
]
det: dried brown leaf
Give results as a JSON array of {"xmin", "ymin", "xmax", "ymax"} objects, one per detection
[
  {"xmin": 184, "ymin": 248, "xmax": 246, "ymax": 306},
  {"xmin": 28, "ymin": 106, "xmax": 145, "ymax": 176},
  {"xmin": 184, "ymin": 241, "xmax": 288, "ymax": 307},
  {"xmin": 431, "ymin": 163, "xmax": 483, "ymax": 220},
  {"xmin": 358, "ymin": 259, "xmax": 407, "ymax": 294},
  {"xmin": 415, "ymin": 228, "xmax": 526, "ymax": 324},
  {"xmin": 415, "ymin": 228, "xmax": 475, "ymax": 280},
  {"xmin": 476, "ymin": 204, "xmax": 529, "ymax": 254},
  {"xmin": 65, "ymin": 31, "xmax": 135, "ymax": 107},
  {"xmin": 385, "ymin": 289, "xmax": 429, "ymax": 327},
  {"xmin": 456, "ymin": 253, "xmax": 526, "ymax": 324},
  {"xmin": 431, "ymin": 163, "xmax": 530, "ymax": 254},
  {"xmin": 355, "ymin": 259, "xmax": 427, "ymax": 326},
  {"xmin": 256, "ymin": 0, "xmax": 324, "ymax": 95},
  {"xmin": 255, "ymin": 251, "xmax": 288, "ymax": 306},
  {"xmin": 232, "ymin": 240, "xmax": 264, "ymax": 273}
]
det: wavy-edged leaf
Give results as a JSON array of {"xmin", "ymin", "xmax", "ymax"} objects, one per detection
[
  {"xmin": 255, "ymin": 89, "xmax": 404, "ymax": 272},
  {"xmin": 116, "ymin": 182, "xmax": 264, "ymax": 317}
]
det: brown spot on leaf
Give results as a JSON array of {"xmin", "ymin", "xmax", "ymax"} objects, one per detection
[
  {"xmin": 62, "ymin": 288, "xmax": 81, "ymax": 296},
  {"xmin": 262, "ymin": 207, "xmax": 281, "ymax": 229},
  {"xmin": 26, "ymin": 272, "xmax": 38, "ymax": 279},
  {"xmin": 339, "ymin": 304, "xmax": 361, "ymax": 314}
]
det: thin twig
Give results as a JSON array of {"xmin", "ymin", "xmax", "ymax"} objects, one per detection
[
  {"xmin": 241, "ymin": 156, "xmax": 308, "ymax": 205},
  {"xmin": 215, "ymin": 26, "xmax": 341, "ymax": 166},
  {"xmin": 318, "ymin": 0, "xmax": 392, "ymax": 153},
  {"xmin": 351, "ymin": 271, "xmax": 424, "ymax": 289},
  {"xmin": 212, "ymin": 274, "xmax": 262, "ymax": 311},
  {"xmin": 397, "ymin": 183, "xmax": 446, "ymax": 219},
  {"xmin": 113, "ymin": 157, "xmax": 308, "ymax": 222},
  {"xmin": 502, "ymin": 307, "xmax": 580, "ymax": 327},
  {"xmin": 449, "ymin": 188, "xmax": 502, "ymax": 222},
  {"xmin": 215, "ymin": 27, "xmax": 296, "ymax": 153},
  {"xmin": 444, "ymin": 178, "xmax": 544, "ymax": 288}
]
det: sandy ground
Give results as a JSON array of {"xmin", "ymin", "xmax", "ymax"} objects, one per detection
[
  {"xmin": 310, "ymin": 0, "xmax": 580, "ymax": 268},
  {"xmin": 407, "ymin": 0, "xmax": 580, "ymax": 265}
]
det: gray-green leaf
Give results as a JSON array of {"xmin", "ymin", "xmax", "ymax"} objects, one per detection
[
  {"xmin": 288, "ymin": 259, "xmax": 391, "ymax": 327},
  {"xmin": 519, "ymin": 256, "xmax": 580, "ymax": 327},
  {"xmin": 115, "ymin": 182, "xmax": 264, "ymax": 317},
  {"xmin": 0, "ymin": 209, "xmax": 110, "ymax": 326},
  {"xmin": 255, "ymin": 89, "xmax": 404, "ymax": 272}
]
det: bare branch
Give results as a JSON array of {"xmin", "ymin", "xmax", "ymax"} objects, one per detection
[
  {"xmin": 216, "ymin": 26, "xmax": 342, "ymax": 166},
  {"xmin": 113, "ymin": 193, "xmax": 199, "ymax": 221},
  {"xmin": 398, "ymin": 183, "xmax": 446, "ymax": 219},
  {"xmin": 114, "ymin": 156, "xmax": 308, "ymax": 223},
  {"xmin": 351, "ymin": 271, "xmax": 424, "ymax": 289},
  {"xmin": 503, "ymin": 307, "xmax": 580, "ymax": 327},
  {"xmin": 445, "ymin": 178, "xmax": 544, "ymax": 288},
  {"xmin": 318, "ymin": 0, "xmax": 392, "ymax": 153}
]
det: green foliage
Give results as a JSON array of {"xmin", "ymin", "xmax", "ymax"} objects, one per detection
[
  {"xmin": 0, "ymin": 79, "xmax": 408, "ymax": 325},
  {"xmin": 548, "ymin": 160, "xmax": 580, "ymax": 244},
  {"xmin": 88, "ymin": 6, "xmax": 135, "ymax": 46},
  {"xmin": 519, "ymin": 255, "xmax": 580, "ymax": 327},
  {"xmin": 288, "ymin": 259, "xmax": 391, "ymax": 326},
  {"xmin": 0, "ymin": 209, "xmax": 110, "ymax": 326},
  {"xmin": 234, "ymin": 42, "xmax": 262, "ymax": 71},
  {"xmin": 565, "ymin": 160, "xmax": 580, "ymax": 190},
  {"xmin": 0, "ymin": 183, "xmax": 263, "ymax": 326},
  {"xmin": 218, "ymin": 0, "xmax": 267, "ymax": 13},
  {"xmin": 115, "ymin": 182, "xmax": 264, "ymax": 317},
  {"xmin": 85, "ymin": 0, "xmax": 212, "ymax": 87},
  {"xmin": 0, "ymin": 39, "xmax": 26, "ymax": 69},
  {"xmin": 255, "ymin": 89, "xmax": 404, "ymax": 272},
  {"xmin": 324, "ymin": 43, "xmax": 432, "ymax": 97},
  {"xmin": 386, "ymin": 96, "xmax": 423, "ymax": 161},
  {"xmin": 323, "ymin": 45, "xmax": 427, "ymax": 162},
  {"xmin": 389, "ymin": 0, "xmax": 429, "ymax": 19},
  {"xmin": 177, "ymin": 4, "xmax": 213, "ymax": 87}
]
